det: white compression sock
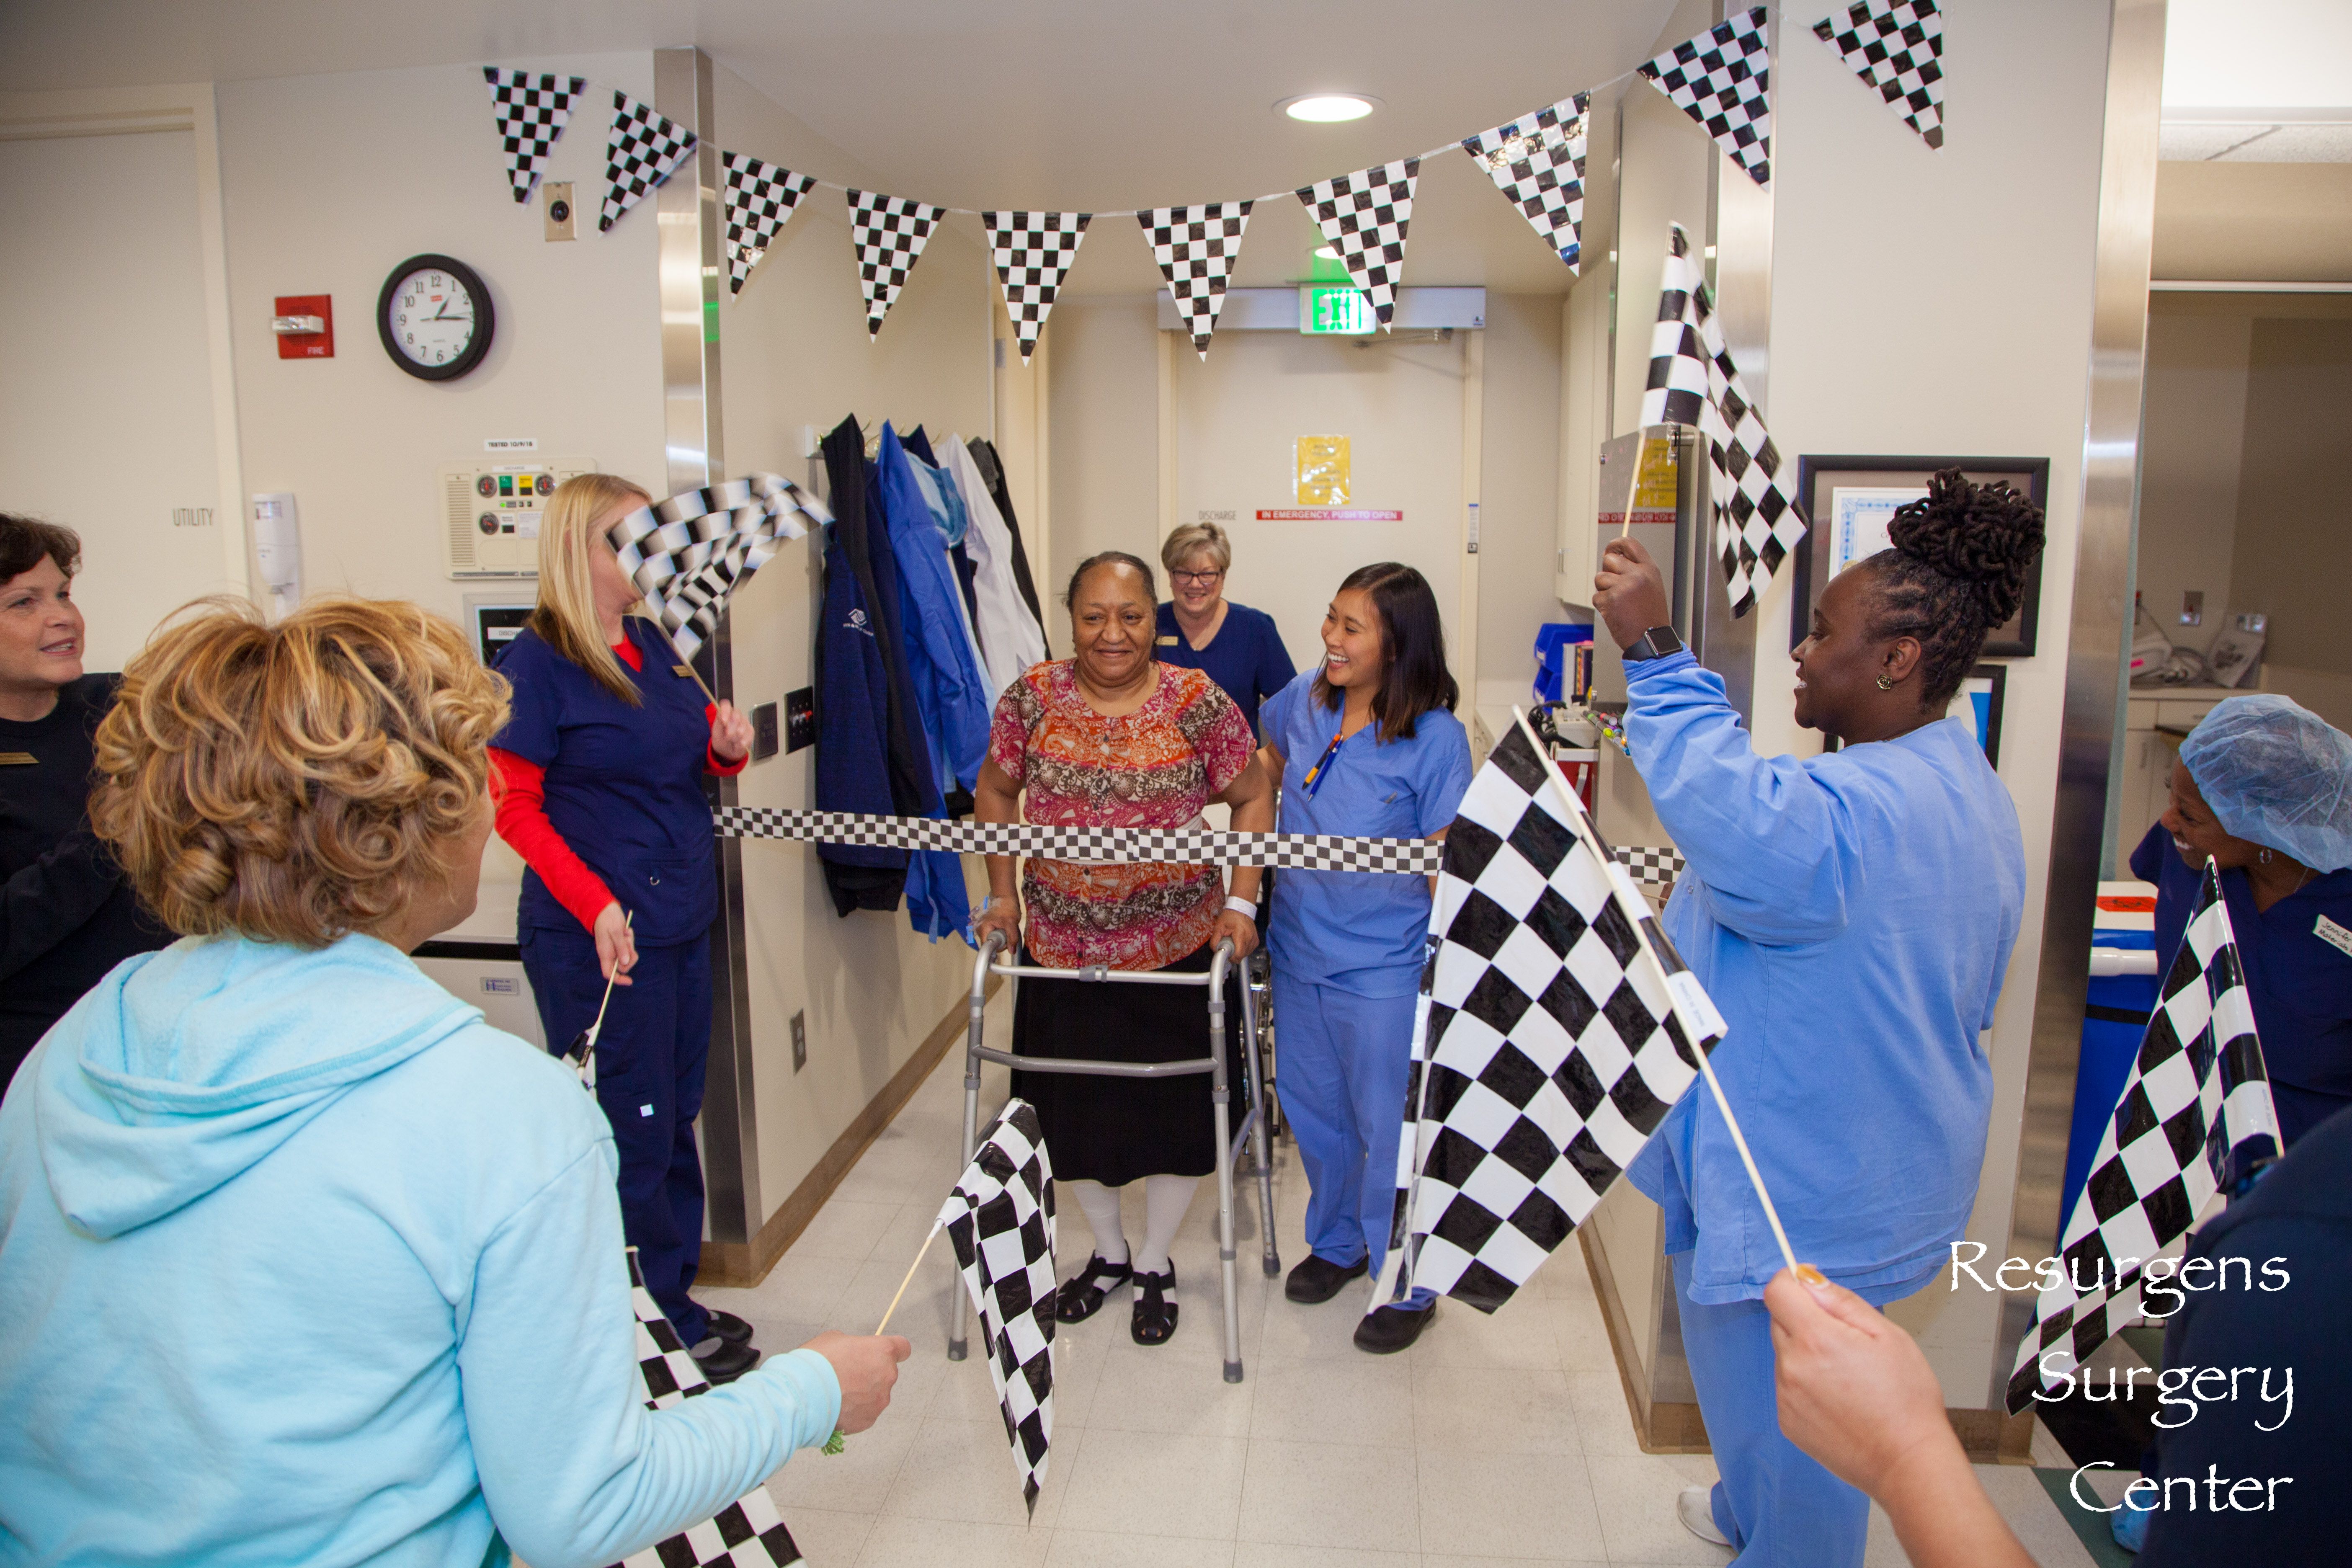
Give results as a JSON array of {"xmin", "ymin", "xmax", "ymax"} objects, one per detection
[
  {"xmin": 1133, "ymin": 1173, "xmax": 1199, "ymax": 1278},
  {"xmin": 1068, "ymin": 1179, "xmax": 1128, "ymax": 1265}
]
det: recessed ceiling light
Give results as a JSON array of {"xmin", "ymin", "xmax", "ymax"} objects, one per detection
[
  {"xmin": 1279, "ymin": 93, "xmax": 1380, "ymax": 124},
  {"xmin": 1314, "ymin": 245, "xmax": 1341, "ymax": 260}
]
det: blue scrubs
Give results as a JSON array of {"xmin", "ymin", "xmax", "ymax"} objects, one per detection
[
  {"xmin": 2130, "ymin": 822, "xmax": 2352, "ymax": 1146},
  {"xmin": 1262, "ymin": 672, "xmax": 1472, "ymax": 1291},
  {"xmin": 1622, "ymin": 651, "xmax": 2025, "ymax": 1568},
  {"xmin": 495, "ymin": 620, "xmax": 720, "ymax": 1344},
  {"xmin": 1154, "ymin": 601, "xmax": 1296, "ymax": 740}
]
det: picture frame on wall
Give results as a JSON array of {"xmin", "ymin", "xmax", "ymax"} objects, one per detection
[
  {"xmin": 1789, "ymin": 455, "xmax": 2050, "ymax": 658},
  {"xmin": 1949, "ymin": 663, "xmax": 2007, "ymax": 768}
]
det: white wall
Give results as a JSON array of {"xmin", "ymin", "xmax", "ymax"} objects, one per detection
[
  {"xmin": 2136, "ymin": 311, "xmax": 2251, "ymax": 653},
  {"xmin": 1043, "ymin": 294, "xmax": 1161, "ymax": 596},
  {"xmin": 1475, "ymin": 293, "xmax": 1566, "ymax": 697}
]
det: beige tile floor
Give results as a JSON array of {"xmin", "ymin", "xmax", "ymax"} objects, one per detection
[{"xmin": 704, "ymin": 986, "xmax": 2100, "ymax": 1567}]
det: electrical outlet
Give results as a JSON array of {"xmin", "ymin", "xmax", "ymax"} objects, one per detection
[
  {"xmin": 785, "ymin": 686, "xmax": 816, "ymax": 753},
  {"xmin": 544, "ymin": 182, "xmax": 576, "ymax": 242},
  {"xmin": 789, "ymin": 1010, "xmax": 807, "ymax": 1073},
  {"xmin": 751, "ymin": 701, "xmax": 779, "ymax": 762},
  {"xmin": 2179, "ymin": 590, "xmax": 2204, "ymax": 627}
]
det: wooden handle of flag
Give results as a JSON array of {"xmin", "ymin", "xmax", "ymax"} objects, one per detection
[
  {"xmin": 1616, "ymin": 430, "xmax": 1645, "ymax": 541},
  {"xmin": 873, "ymin": 1220, "xmax": 944, "ymax": 1337},
  {"xmin": 586, "ymin": 909, "xmax": 634, "ymax": 1047}
]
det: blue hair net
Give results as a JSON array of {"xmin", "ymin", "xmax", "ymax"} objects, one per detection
[{"xmin": 2179, "ymin": 695, "xmax": 2352, "ymax": 873}]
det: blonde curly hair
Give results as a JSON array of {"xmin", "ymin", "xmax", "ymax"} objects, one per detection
[{"xmin": 90, "ymin": 597, "xmax": 511, "ymax": 948}]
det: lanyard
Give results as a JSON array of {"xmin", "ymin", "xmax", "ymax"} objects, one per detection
[{"xmin": 1299, "ymin": 729, "xmax": 1346, "ymax": 799}]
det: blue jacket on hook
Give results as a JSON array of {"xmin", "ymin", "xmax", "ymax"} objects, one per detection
[{"xmin": 874, "ymin": 423, "xmax": 993, "ymax": 802}]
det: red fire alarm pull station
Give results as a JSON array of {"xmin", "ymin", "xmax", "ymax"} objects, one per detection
[{"xmin": 272, "ymin": 294, "xmax": 334, "ymax": 359}]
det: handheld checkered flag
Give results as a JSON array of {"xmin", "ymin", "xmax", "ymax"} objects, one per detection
[
  {"xmin": 936, "ymin": 1099, "xmax": 1057, "ymax": 1516},
  {"xmin": 1639, "ymin": 224, "xmax": 1805, "ymax": 619},
  {"xmin": 1816, "ymin": 0, "xmax": 1945, "ymax": 150},
  {"xmin": 602, "ymin": 91, "xmax": 698, "ymax": 232},
  {"xmin": 722, "ymin": 154, "xmax": 816, "ymax": 295},
  {"xmin": 984, "ymin": 211, "xmax": 1090, "ymax": 364},
  {"xmin": 1376, "ymin": 717, "xmax": 1790, "ymax": 1315},
  {"xmin": 1139, "ymin": 202, "xmax": 1253, "ymax": 358},
  {"xmin": 1460, "ymin": 94, "xmax": 1592, "ymax": 275},
  {"xmin": 1639, "ymin": 6, "xmax": 1774, "ymax": 188},
  {"xmin": 2004, "ymin": 865, "xmax": 2282, "ymax": 1413},
  {"xmin": 607, "ymin": 473, "xmax": 832, "ymax": 664},
  {"xmin": 609, "ymin": 1250, "xmax": 807, "ymax": 1568},
  {"xmin": 482, "ymin": 69, "xmax": 585, "ymax": 202},
  {"xmin": 848, "ymin": 190, "xmax": 948, "ymax": 338},
  {"xmin": 1295, "ymin": 160, "xmax": 1418, "ymax": 331}
]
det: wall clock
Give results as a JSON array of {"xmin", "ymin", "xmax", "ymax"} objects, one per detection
[{"xmin": 377, "ymin": 254, "xmax": 494, "ymax": 380}]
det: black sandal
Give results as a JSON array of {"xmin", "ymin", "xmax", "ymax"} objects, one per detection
[
  {"xmin": 1055, "ymin": 1253, "xmax": 1132, "ymax": 1323},
  {"xmin": 1130, "ymin": 1266, "xmax": 1179, "ymax": 1346}
]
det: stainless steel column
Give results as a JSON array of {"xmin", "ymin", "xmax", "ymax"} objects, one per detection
[
  {"xmin": 655, "ymin": 46, "xmax": 762, "ymax": 1244},
  {"xmin": 1991, "ymin": 0, "xmax": 2165, "ymax": 1406}
]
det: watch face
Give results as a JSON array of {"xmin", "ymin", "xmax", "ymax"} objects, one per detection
[{"xmin": 377, "ymin": 255, "xmax": 494, "ymax": 380}]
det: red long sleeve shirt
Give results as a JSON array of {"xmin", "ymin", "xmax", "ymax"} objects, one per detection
[{"xmin": 489, "ymin": 638, "xmax": 745, "ymax": 933}]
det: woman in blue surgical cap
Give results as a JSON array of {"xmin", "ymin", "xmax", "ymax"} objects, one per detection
[{"xmin": 2130, "ymin": 694, "xmax": 2352, "ymax": 1147}]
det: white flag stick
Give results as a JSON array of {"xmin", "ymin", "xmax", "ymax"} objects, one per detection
[
  {"xmin": 1510, "ymin": 708, "xmax": 1801, "ymax": 1280},
  {"xmin": 874, "ymin": 1220, "xmax": 945, "ymax": 1336}
]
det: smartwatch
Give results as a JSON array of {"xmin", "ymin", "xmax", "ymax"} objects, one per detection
[{"xmin": 1622, "ymin": 625, "xmax": 1686, "ymax": 663}]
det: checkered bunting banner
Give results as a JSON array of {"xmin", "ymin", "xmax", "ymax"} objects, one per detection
[
  {"xmin": 1460, "ymin": 94, "xmax": 1592, "ymax": 275},
  {"xmin": 482, "ymin": 69, "xmax": 585, "ymax": 202},
  {"xmin": 1639, "ymin": 5, "xmax": 1775, "ymax": 188},
  {"xmin": 1139, "ymin": 202, "xmax": 1254, "ymax": 358},
  {"xmin": 848, "ymin": 190, "xmax": 948, "ymax": 338},
  {"xmin": 1375, "ymin": 723, "xmax": 1721, "ymax": 1315},
  {"xmin": 936, "ymin": 1099, "xmax": 1058, "ymax": 1516},
  {"xmin": 610, "ymin": 1251, "xmax": 807, "ymax": 1568},
  {"xmin": 1295, "ymin": 159, "xmax": 1419, "ymax": 331},
  {"xmin": 984, "ymin": 211, "xmax": 1091, "ymax": 363},
  {"xmin": 721, "ymin": 154, "xmax": 817, "ymax": 295},
  {"xmin": 1815, "ymin": 0, "xmax": 1946, "ymax": 150},
  {"xmin": 601, "ymin": 91, "xmax": 698, "ymax": 232},
  {"xmin": 1639, "ymin": 224, "xmax": 1805, "ymax": 619},
  {"xmin": 607, "ymin": 473, "xmax": 832, "ymax": 663},
  {"xmin": 2004, "ymin": 865, "xmax": 2282, "ymax": 1414}
]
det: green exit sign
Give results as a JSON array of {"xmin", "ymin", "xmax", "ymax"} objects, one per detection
[{"xmin": 1299, "ymin": 285, "xmax": 1375, "ymax": 335}]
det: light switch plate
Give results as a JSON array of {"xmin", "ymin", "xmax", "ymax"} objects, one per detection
[
  {"xmin": 751, "ymin": 701, "xmax": 780, "ymax": 762},
  {"xmin": 785, "ymin": 687, "xmax": 816, "ymax": 753}
]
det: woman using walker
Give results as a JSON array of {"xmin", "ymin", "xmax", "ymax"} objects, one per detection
[
  {"xmin": 489, "ymin": 473, "xmax": 761, "ymax": 1383},
  {"xmin": 1259, "ymin": 562, "xmax": 1472, "ymax": 1353}
]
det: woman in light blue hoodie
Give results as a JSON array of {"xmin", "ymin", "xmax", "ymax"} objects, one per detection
[{"xmin": 0, "ymin": 598, "xmax": 908, "ymax": 1568}]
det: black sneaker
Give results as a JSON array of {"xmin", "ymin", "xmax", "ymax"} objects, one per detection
[
  {"xmin": 1284, "ymin": 1253, "xmax": 1369, "ymax": 1304},
  {"xmin": 701, "ymin": 1308, "xmax": 754, "ymax": 1346},
  {"xmin": 1352, "ymin": 1301, "xmax": 1435, "ymax": 1355},
  {"xmin": 691, "ymin": 1337, "xmax": 761, "ymax": 1385}
]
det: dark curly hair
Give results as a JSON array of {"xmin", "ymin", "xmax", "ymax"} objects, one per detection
[{"xmin": 1863, "ymin": 469, "xmax": 2045, "ymax": 707}]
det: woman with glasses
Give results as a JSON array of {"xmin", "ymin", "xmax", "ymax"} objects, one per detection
[{"xmin": 1155, "ymin": 523, "xmax": 1295, "ymax": 741}]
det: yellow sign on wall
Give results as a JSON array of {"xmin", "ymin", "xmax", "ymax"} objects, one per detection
[{"xmin": 1295, "ymin": 436, "xmax": 1351, "ymax": 505}]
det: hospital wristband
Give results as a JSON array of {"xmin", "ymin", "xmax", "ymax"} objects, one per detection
[{"xmin": 1225, "ymin": 896, "xmax": 1259, "ymax": 917}]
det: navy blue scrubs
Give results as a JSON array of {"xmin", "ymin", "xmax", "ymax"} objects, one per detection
[
  {"xmin": 1154, "ymin": 601, "xmax": 1295, "ymax": 741},
  {"xmin": 495, "ymin": 619, "xmax": 720, "ymax": 1344}
]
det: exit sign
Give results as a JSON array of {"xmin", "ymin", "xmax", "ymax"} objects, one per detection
[{"xmin": 1299, "ymin": 285, "xmax": 1375, "ymax": 335}]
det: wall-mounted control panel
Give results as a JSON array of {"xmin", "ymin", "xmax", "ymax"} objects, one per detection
[{"xmin": 441, "ymin": 458, "xmax": 594, "ymax": 577}]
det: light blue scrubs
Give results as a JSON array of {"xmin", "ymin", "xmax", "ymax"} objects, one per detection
[
  {"xmin": 1263, "ymin": 672, "xmax": 1473, "ymax": 1293},
  {"xmin": 1622, "ymin": 651, "xmax": 2025, "ymax": 1567}
]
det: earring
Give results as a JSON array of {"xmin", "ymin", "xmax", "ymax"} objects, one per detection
[
  {"xmin": 2260, "ymin": 848, "xmax": 2273, "ymax": 865},
  {"xmin": 1876, "ymin": 674, "xmax": 1894, "ymax": 690}
]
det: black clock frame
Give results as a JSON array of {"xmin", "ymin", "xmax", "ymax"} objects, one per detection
[{"xmin": 377, "ymin": 254, "xmax": 495, "ymax": 382}]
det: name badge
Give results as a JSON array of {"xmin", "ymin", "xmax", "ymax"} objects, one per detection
[
  {"xmin": 673, "ymin": 664, "xmax": 696, "ymax": 679},
  {"xmin": 1155, "ymin": 636, "xmax": 1179, "ymax": 646},
  {"xmin": 2316, "ymin": 913, "xmax": 2352, "ymax": 959},
  {"xmin": 0, "ymin": 752, "xmax": 35, "ymax": 767}
]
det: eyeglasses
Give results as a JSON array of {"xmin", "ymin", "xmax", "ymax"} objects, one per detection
[{"xmin": 1170, "ymin": 569, "xmax": 1225, "ymax": 588}]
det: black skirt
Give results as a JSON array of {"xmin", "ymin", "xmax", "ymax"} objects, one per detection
[{"xmin": 1009, "ymin": 942, "xmax": 1245, "ymax": 1186}]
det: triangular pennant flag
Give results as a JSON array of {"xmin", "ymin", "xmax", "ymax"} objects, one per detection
[
  {"xmin": 847, "ymin": 190, "xmax": 948, "ymax": 338},
  {"xmin": 1138, "ymin": 202, "xmax": 1253, "ymax": 358},
  {"xmin": 2005, "ymin": 865, "xmax": 2282, "ymax": 1413},
  {"xmin": 601, "ymin": 90, "xmax": 697, "ymax": 232},
  {"xmin": 1460, "ymin": 93, "xmax": 1592, "ymax": 274},
  {"xmin": 1639, "ymin": 224, "xmax": 1805, "ymax": 617},
  {"xmin": 936, "ymin": 1099, "xmax": 1057, "ymax": 1516},
  {"xmin": 1815, "ymin": 0, "xmax": 1945, "ymax": 150},
  {"xmin": 1638, "ymin": 5, "xmax": 1774, "ymax": 188},
  {"xmin": 720, "ymin": 153, "xmax": 816, "ymax": 296},
  {"xmin": 1295, "ymin": 159, "xmax": 1418, "ymax": 331},
  {"xmin": 983, "ymin": 211, "xmax": 1091, "ymax": 363},
  {"xmin": 482, "ymin": 69, "xmax": 585, "ymax": 203},
  {"xmin": 608, "ymin": 473, "xmax": 831, "ymax": 662}
]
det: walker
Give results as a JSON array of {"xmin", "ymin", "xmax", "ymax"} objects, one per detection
[{"xmin": 951, "ymin": 932, "xmax": 1282, "ymax": 1382}]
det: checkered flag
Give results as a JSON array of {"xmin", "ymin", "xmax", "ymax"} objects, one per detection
[
  {"xmin": 722, "ymin": 153, "xmax": 816, "ymax": 295},
  {"xmin": 984, "ymin": 211, "xmax": 1090, "ymax": 363},
  {"xmin": 1374, "ymin": 721, "xmax": 1725, "ymax": 1314},
  {"xmin": 936, "ymin": 1099, "xmax": 1058, "ymax": 1516},
  {"xmin": 482, "ymin": 69, "xmax": 585, "ymax": 203},
  {"xmin": 601, "ymin": 90, "xmax": 698, "ymax": 232},
  {"xmin": 1295, "ymin": 160, "xmax": 1418, "ymax": 331},
  {"xmin": 609, "ymin": 1250, "xmax": 807, "ymax": 1568},
  {"xmin": 2004, "ymin": 865, "xmax": 2282, "ymax": 1413},
  {"xmin": 608, "ymin": 472, "xmax": 832, "ymax": 662},
  {"xmin": 847, "ymin": 189, "xmax": 948, "ymax": 338},
  {"xmin": 1460, "ymin": 94, "xmax": 1592, "ymax": 275},
  {"xmin": 1639, "ymin": 5, "xmax": 1774, "ymax": 188},
  {"xmin": 1816, "ymin": 0, "xmax": 1945, "ymax": 150},
  {"xmin": 1640, "ymin": 224, "xmax": 1805, "ymax": 618},
  {"xmin": 1139, "ymin": 202, "xmax": 1254, "ymax": 358}
]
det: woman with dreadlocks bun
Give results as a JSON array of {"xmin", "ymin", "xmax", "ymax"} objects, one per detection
[{"xmin": 1589, "ymin": 469, "xmax": 2043, "ymax": 1568}]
